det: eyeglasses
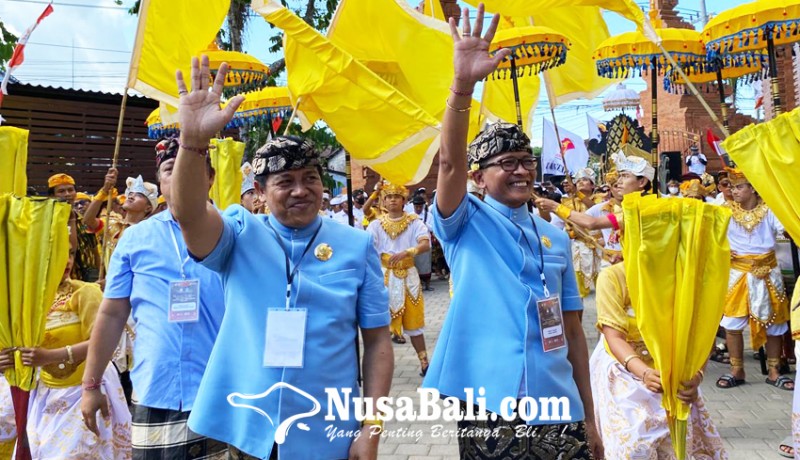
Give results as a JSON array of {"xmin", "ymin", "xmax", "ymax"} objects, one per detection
[
  {"xmin": 719, "ymin": 181, "xmax": 731, "ymax": 187},
  {"xmin": 483, "ymin": 157, "xmax": 537, "ymax": 172}
]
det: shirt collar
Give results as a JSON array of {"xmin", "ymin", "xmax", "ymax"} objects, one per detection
[
  {"xmin": 484, "ymin": 195, "xmax": 530, "ymax": 224},
  {"xmin": 267, "ymin": 214, "xmax": 322, "ymax": 238}
]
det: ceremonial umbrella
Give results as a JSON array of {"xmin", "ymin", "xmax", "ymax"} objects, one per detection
[
  {"xmin": 622, "ymin": 193, "xmax": 731, "ymax": 460},
  {"xmin": 200, "ymin": 43, "xmax": 271, "ymax": 96},
  {"xmin": 488, "ymin": 26, "xmax": 570, "ymax": 127},
  {"xmin": 663, "ymin": 55, "xmax": 768, "ymax": 130},
  {"xmin": 602, "ymin": 82, "xmax": 641, "ymax": 112},
  {"xmin": 221, "ymin": 86, "xmax": 293, "ymax": 135},
  {"xmin": 145, "ymin": 107, "xmax": 180, "ymax": 140},
  {"xmin": 703, "ymin": 0, "xmax": 800, "ymax": 116},
  {"xmin": 703, "ymin": 0, "xmax": 800, "ymax": 279},
  {"xmin": 594, "ymin": 25, "xmax": 707, "ymax": 192}
]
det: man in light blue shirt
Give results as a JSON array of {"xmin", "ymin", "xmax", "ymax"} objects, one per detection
[
  {"xmin": 424, "ymin": 8, "xmax": 601, "ymax": 459},
  {"xmin": 82, "ymin": 137, "xmax": 227, "ymax": 459},
  {"xmin": 165, "ymin": 57, "xmax": 393, "ymax": 460}
]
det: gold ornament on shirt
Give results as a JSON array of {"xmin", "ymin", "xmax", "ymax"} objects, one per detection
[
  {"xmin": 379, "ymin": 213, "xmax": 418, "ymax": 240},
  {"xmin": 727, "ymin": 201, "xmax": 768, "ymax": 233},
  {"xmin": 314, "ymin": 243, "xmax": 333, "ymax": 261}
]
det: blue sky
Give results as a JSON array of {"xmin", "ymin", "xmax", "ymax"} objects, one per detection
[{"xmin": 0, "ymin": 0, "xmax": 753, "ymax": 142}]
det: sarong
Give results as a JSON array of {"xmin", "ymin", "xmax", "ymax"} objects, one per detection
[
  {"xmin": 725, "ymin": 251, "xmax": 789, "ymax": 349},
  {"xmin": 380, "ymin": 254, "xmax": 424, "ymax": 336},
  {"xmin": 457, "ymin": 402, "xmax": 591, "ymax": 460},
  {"xmin": 132, "ymin": 404, "xmax": 227, "ymax": 460},
  {"xmin": 27, "ymin": 365, "xmax": 131, "ymax": 459},
  {"xmin": 589, "ymin": 341, "xmax": 727, "ymax": 459},
  {"xmin": 0, "ymin": 377, "xmax": 15, "ymax": 457}
]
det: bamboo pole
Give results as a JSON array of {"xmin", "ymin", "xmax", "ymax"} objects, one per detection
[
  {"xmin": 283, "ymin": 96, "xmax": 303, "ymax": 135},
  {"xmin": 98, "ymin": 88, "xmax": 130, "ymax": 279}
]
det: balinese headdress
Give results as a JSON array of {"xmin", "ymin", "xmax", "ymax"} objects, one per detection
[
  {"xmin": 573, "ymin": 167, "xmax": 596, "ymax": 183},
  {"xmin": 155, "ymin": 136, "xmax": 180, "ymax": 169},
  {"xmin": 679, "ymin": 179, "xmax": 713, "ymax": 199},
  {"xmin": 252, "ymin": 136, "xmax": 320, "ymax": 177},
  {"xmin": 241, "ymin": 162, "xmax": 256, "ymax": 196},
  {"xmin": 467, "ymin": 122, "xmax": 533, "ymax": 167},
  {"xmin": 48, "ymin": 173, "xmax": 75, "ymax": 188},
  {"xmin": 610, "ymin": 151, "xmax": 655, "ymax": 181},
  {"xmin": 382, "ymin": 181, "xmax": 408, "ymax": 199},
  {"xmin": 604, "ymin": 168, "xmax": 619, "ymax": 186},
  {"xmin": 724, "ymin": 167, "xmax": 749, "ymax": 186},
  {"xmin": 125, "ymin": 175, "xmax": 159, "ymax": 210}
]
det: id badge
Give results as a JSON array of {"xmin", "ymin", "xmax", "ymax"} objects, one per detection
[
  {"xmin": 168, "ymin": 279, "xmax": 200, "ymax": 323},
  {"xmin": 263, "ymin": 308, "xmax": 307, "ymax": 368},
  {"xmin": 537, "ymin": 296, "xmax": 566, "ymax": 352}
]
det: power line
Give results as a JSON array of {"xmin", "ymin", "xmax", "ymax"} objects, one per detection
[
  {"xmin": 3, "ymin": 0, "xmax": 129, "ymax": 10},
  {"xmin": 27, "ymin": 41, "xmax": 131, "ymax": 54}
]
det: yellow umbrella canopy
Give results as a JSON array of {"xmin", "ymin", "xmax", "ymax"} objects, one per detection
[
  {"xmin": 222, "ymin": 86, "xmax": 293, "ymax": 129},
  {"xmin": 593, "ymin": 27, "xmax": 707, "ymax": 78},
  {"xmin": 200, "ymin": 43, "xmax": 271, "ymax": 94},
  {"xmin": 703, "ymin": 0, "xmax": 800, "ymax": 61},
  {"xmin": 664, "ymin": 55, "xmax": 767, "ymax": 93},
  {"xmin": 146, "ymin": 108, "xmax": 180, "ymax": 139},
  {"xmin": 488, "ymin": 26, "xmax": 570, "ymax": 78}
]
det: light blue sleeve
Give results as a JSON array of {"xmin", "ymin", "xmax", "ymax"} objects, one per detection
[
  {"xmin": 560, "ymin": 238, "xmax": 583, "ymax": 312},
  {"xmin": 357, "ymin": 233, "xmax": 390, "ymax": 329},
  {"xmin": 431, "ymin": 194, "xmax": 472, "ymax": 243},
  {"xmin": 194, "ymin": 207, "xmax": 245, "ymax": 273},
  {"xmin": 104, "ymin": 230, "xmax": 133, "ymax": 299}
]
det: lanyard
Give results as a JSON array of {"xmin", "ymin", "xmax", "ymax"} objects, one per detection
[
  {"xmin": 168, "ymin": 224, "xmax": 191, "ymax": 280},
  {"xmin": 515, "ymin": 216, "xmax": 550, "ymax": 298},
  {"xmin": 267, "ymin": 220, "xmax": 323, "ymax": 310}
]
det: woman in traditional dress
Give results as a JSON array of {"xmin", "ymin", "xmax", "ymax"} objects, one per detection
[
  {"xmin": 590, "ymin": 262, "xmax": 727, "ymax": 459},
  {"xmin": 19, "ymin": 242, "xmax": 131, "ymax": 459}
]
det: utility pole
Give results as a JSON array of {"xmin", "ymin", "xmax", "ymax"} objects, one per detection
[{"xmin": 699, "ymin": 0, "xmax": 708, "ymax": 26}]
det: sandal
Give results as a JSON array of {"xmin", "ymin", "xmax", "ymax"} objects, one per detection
[
  {"xmin": 391, "ymin": 334, "xmax": 406, "ymax": 344},
  {"xmin": 709, "ymin": 348, "xmax": 730, "ymax": 364},
  {"xmin": 766, "ymin": 375, "xmax": 795, "ymax": 391},
  {"xmin": 715, "ymin": 373, "xmax": 745, "ymax": 389},
  {"xmin": 779, "ymin": 436, "xmax": 794, "ymax": 458}
]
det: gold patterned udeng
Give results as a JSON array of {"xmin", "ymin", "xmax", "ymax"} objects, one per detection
[
  {"xmin": 314, "ymin": 243, "xmax": 333, "ymax": 261},
  {"xmin": 727, "ymin": 201, "xmax": 768, "ymax": 233},
  {"xmin": 378, "ymin": 213, "xmax": 417, "ymax": 240}
]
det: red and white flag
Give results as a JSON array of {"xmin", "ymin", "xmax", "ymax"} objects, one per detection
[
  {"xmin": 706, "ymin": 128, "xmax": 731, "ymax": 166},
  {"xmin": 0, "ymin": 3, "xmax": 54, "ymax": 104},
  {"xmin": 542, "ymin": 118, "xmax": 589, "ymax": 176}
]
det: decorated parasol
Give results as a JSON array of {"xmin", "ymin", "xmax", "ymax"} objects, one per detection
[
  {"xmin": 221, "ymin": 86, "xmax": 293, "ymax": 134},
  {"xmin": 703, "ymin": 0, "xmax": 800, "ymax": 116},
  {"xmin": 703, "ymin": 0, "xmax": 800, "ymax": 288},
  {"xmin": 199, "ymin": 42, "xmax": 271, "ymax": 96},
  {"xmin": 664, "ymin": 54, "xmax": 768, "ymax": 130},
  {"xmin": 602, "ymin": 82, "xmax": 641, "ymax": 112},
  {"xmin": 145, "ymin": 107, "xmax": 180, "ymax": 139},
  {"xmin": 594, "ymin": 24, "xmax": 707, "ymax": 192},
  {"xmin": 488, "ymin": 26, "xmax": 570, "ymax": 127}
]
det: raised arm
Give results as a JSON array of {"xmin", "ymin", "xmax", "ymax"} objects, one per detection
[
  {"xmin": 535, "ymin": 197, "xmax": 618, "ymax": 231},
  {"xmin": 83, "ymin": 167, "xmax": 118, "ymax": 231},
  {"xmin": 437, "ymin": 5, "xmax": 509, "ymax": 218},
  {"xmin": 171, "ymin": 56, "xmax": 243, "ymax": 259}
]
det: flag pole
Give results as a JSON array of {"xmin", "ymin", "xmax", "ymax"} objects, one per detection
[
  {"xmin": 283, "ymin": 96, "xmax": 303, "ymax": 135},
  {"xmin": 542, "ymin": 70, "xmax": 572, "ymax": 182}
]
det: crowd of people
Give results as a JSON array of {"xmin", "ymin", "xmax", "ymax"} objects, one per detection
[{"xmin": 2, "ymin": 6, "xmax": 799, "ymax": 460}]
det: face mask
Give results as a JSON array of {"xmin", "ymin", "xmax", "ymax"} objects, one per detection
[{"xmin": 668, "ymin": 186, "xmax": 680, "ymax": 195}]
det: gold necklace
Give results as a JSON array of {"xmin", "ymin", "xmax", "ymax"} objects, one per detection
[
  {"xmin": 728, "ymin": 201, "xmax": 769, "ymax": 233},
  {"xmin": 50, "ymin": 282, "xmax": 73, "ymax": 313},
  {"xmin": 379, "ymin": 213, "xmax": 417, "ymax": 240}
]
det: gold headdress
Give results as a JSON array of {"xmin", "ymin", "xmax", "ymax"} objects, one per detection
[
  {"xmin": 604, "ymin": 168, "xmax": 619, "ymax": 186},
  {"xmin": 679, "ymin": 179, "xmax": 713, "ymax": 199},
  {"xmin": 381, "ymin": 181, "xmax": 408, "ymax": 200},
  {"xmin": 724, "ymin": 167, "xmax": 749, "ymax": 186}
]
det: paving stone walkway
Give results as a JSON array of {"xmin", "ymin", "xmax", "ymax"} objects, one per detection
[{"xmin": 377, "ymin": 278, "xmax": 794, "ymax": 459}]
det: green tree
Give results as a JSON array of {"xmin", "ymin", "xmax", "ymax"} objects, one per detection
[{"xmin": 0, "ymin": 21, "xmax": 18, "ymax": 71}]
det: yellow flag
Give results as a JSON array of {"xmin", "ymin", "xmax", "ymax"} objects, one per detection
[
  {"xmin": 421, "ymin": 0, "xmax": 446, "ymax": 20},
  {"xmin": 481, "ymin": 74, "xmax": 540, "ymax": 137},
  {"xmin": 128, "ymin": 0, "xmax": 229, "ymax": 108},
  {"xmin": 209, "ymin": 138, "xmax": 245, "ymax": 211},
  {"xmin": 463, "ymin": 0, "xmax": 645, "ymax": 29},
  {"xmin": 0, "ymin": 127, "xmax": 29, "ymax": 195},
  {"xmin": 251, "ymin": 0, "xmax": 442, "ymax": 185},
  {"xmin": 622, "ymin": 194, "xmax": 730, "ymax": 459},
  {"xmin": 0, "ymin": 195, "xmax": 71, "ymax": 390},
  {"xmin": 530, "ymin": 7, "xmax": 619, "ymax": 105}
]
